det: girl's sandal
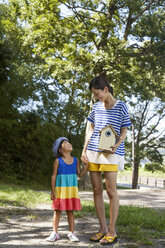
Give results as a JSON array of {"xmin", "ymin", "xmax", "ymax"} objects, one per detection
[
  {"xmin": 90, "ymin": 233, "xmax": 106, "ymax": 242},
  {"xmin": 100, "ymin": 235, "xmax": 118, "ymax": 245}
]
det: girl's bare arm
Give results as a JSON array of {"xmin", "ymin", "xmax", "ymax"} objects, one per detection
[
  {"xmin": 77, "ymin": 158, "xmax": 88, "ymax": 178},
  {"xmin": 51, "ymin": 158, "xmax": 59, "ymax": 200},
  {"xmin": 81, "ymin": 122, "xmax": 94, "ymax": 163}
]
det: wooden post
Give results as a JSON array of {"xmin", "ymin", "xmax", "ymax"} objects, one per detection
[
  {"xmin": 131, "ymin": 121, "xmax": 135, "ymax": 188},
  {"xmin": 163, "ymin": 180, "xmax": 165, "ymax": 189}
]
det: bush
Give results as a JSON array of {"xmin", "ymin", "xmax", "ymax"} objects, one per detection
[
  {"xmin": 124, "ymin": 162, "xmax": 132, "ymax": 169},
  {"xmin": 145, "ymin": 162, "xmax": 165, "ymax": 173}
]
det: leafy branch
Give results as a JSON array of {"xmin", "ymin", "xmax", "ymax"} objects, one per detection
[{"xmin": 124, "ymin": 0, "xmax": 155, "ymax": 40}]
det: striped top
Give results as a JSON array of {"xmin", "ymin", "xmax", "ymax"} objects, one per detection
[
  {"xmin": 87, "ymin": 100, "xmax": 131, "ymax": 156},
  {"xmin": 52, "ymin": 156, "xmax": 81, "ymax": 211}
]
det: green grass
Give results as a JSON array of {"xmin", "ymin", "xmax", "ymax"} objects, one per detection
[
  {"xmin": 117, "ymin": 205, "xmax": 165, "ymax": 246},
  {"xmin": 118, "ymin": 167, "xmax": 165, "ymax": 179},
  {"xmin": 0, "ymin": 183, "xmax": 164, "ymax": 246},
  {"xmin": 75, "ymin": 201, "xmax": 165, "ymax": 246},
  {"xmin": 0, "ymin": 184, "xmax": 51, "ymax": 207}
]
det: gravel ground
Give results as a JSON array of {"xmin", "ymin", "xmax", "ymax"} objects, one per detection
[
  {"xmin": 0, "ymin": 203, "xmax": 164, "ymax": 248},
  {"xmin": 0, "ymin": 188, "xmax": 165, "ymax": 248}
]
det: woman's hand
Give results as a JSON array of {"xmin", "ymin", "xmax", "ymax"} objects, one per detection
[
  {"xmin": 110, "ymin": 144, "xmax": 118, "ymax": 153},
  {"xmin": 103, "ymin": 144, "xmax": 119, "ymax": 154},
  {"xmin": 81, "ymin": 150, "xmax": 89, "ymax": 164},
  {"xmin": 103, "ymin": 127, "xmax": 127, "ymax": 154}
]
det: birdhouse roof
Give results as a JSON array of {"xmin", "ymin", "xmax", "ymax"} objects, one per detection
[{"xmin": 99, "ymin": 124, "xmax": 119, "ymax": 138}]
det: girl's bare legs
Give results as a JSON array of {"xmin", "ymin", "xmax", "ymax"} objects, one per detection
[
  {"xmin": 66, "ymin": 210, "xmax": 74, "ymax": 232},
  {"xmin": 90, "ymin": 171, "xmax": 108, "ymax": 235},
  {"xmin": 104, "ymin": 171, "xmax": 119, "ymax": 237},
  {"xmin": 53, "ymin": 210, "xmax": 61, "ymax": 232}
]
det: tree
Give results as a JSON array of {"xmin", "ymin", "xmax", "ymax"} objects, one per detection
[
  {"xmin": 9, "ymin": 1, "xmax": 164, "ymax": 90},
  {"xmin": 129, "ymin": 98, "xmax": 165, "ymax": 188},
  {"xmin": 1, "ymin": 0, "xmax": 164, "ymax": 186},
  {"xmin": 0, "ymin": 3, "xmax": 55, "ymax": 183}
]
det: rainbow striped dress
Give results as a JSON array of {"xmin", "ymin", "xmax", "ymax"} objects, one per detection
[{"xmin": 52, "ymin": 156, "xmax": 81, "ymax": 211}]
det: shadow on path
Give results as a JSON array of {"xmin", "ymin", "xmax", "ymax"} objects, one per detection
[{"xmin": 0, "ymin": 188, "xmax": 165, "ymax": 247}]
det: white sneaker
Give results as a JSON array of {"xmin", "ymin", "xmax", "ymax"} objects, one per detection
[
  {"xmin": 67, "ymin": 232, "xmax": 79, "ymax": 242},
  {"xmin": 45, "ymin": 232, "xmax": 59, "ymax": 242}
]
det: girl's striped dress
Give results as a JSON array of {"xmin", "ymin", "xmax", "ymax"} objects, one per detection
[{"xmin": 52, "ymin": 157, "xmax": 81, "ymax": 211}]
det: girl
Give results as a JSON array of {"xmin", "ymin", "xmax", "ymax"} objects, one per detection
[
  {"xmin": 46, "ymin": 137, "xmax": 88, "ymax": 242},
  {"xmin": 81, "ymin": 76, "xmax": 131, "ymax": 245}
]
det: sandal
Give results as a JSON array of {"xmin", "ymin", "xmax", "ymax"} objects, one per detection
[
  {"xmin": 90, "ymin": 233, "xmax": 106, "ymax": 242},
  {"xmin": 100, "ymin": 235, "xmax": 118, "ymax": 245}
]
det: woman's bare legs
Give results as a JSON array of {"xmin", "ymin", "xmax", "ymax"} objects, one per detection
[
  {"xmin": 90, "ymin": 171, "xmax": 108, "ymax": 235},
  {"xmin": 66, "ymin": 210, "xmax": 74, "ymax": 232},
  {"xmin": 104, "ymin": 171, "xmax": 119, "ymax": 237},
  {"xmin": 53, "ymin": 210, "xmax": 61, "ymax": 232}
]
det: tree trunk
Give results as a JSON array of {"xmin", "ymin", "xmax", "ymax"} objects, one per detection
[
  {"xmin": 132, "ymin": 144, "xmax": 141, "ymax": 189},
  {"xmin": 132, "ymin": 160, "xmax": 139, "ymax": 189}
]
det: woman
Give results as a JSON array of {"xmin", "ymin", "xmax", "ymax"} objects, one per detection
[{"xmin": 81, "ymin": 76, "xmax": 131, "ymax": 245}]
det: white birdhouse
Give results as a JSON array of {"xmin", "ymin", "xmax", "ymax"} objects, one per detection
[{"xmin": 98, "ymin": 124, "xmax": 119, "ymax": 151}]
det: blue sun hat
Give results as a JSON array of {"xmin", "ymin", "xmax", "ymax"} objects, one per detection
[{"xmin": 52, "ymin": 137, "xmax": 69, "ymax": 157}]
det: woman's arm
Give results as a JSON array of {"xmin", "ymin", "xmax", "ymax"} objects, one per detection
[
  {"xmin": 103, "ymin": 127, "xmax": 127, "ymax": 154},
  {"xmin": 81, "ymin": 121, "xmax": 94, "ymax": 163},
  {"xmin": 51, "ymin": 158, "xmax": 59, "ymax": 200},
  {"xmin": 77, "ymin": 158, "xmax": 88, "ymax": 177},
  {"xmin": 111, "ymin": 127, "xmax": 127, "ymax": 153}
]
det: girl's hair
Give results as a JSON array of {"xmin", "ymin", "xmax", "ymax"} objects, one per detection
[
  {"xmin": 89, "ymin": 76, "xmax": 113, "ymax": 95},
  {"xmin": 57, "ymin": 140, "xmax": 65, "ymax": 157}
]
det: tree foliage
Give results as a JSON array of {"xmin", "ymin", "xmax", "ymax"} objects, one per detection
[{"xmin": 0, "ymin": 0, "xmax": 164, "ymax": 187}]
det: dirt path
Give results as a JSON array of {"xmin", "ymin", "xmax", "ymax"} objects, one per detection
[
  {"xmin": 0, "ymin": 204, "xmax": 117, "ymax": 248},
  {"xmin": 79, "ymin": 188, "xmax": 165, "ymax": 209},
  {"xmin": 0, "ymin": 203, "xmax": 164, "ymax": 248},
  {"xmin": 0, "ymin": 188, "xmax": 165, "ymax": 247}
]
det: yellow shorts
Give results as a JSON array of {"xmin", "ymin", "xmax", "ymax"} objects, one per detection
[{"xmin": 88, "ymin": 162, "xmax": 118, "ymax": 172}]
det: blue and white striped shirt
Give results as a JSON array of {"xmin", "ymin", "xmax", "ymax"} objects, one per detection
[{"xmin": 87, "ymin": 100, "xmax": 132, "ymax": 156}]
